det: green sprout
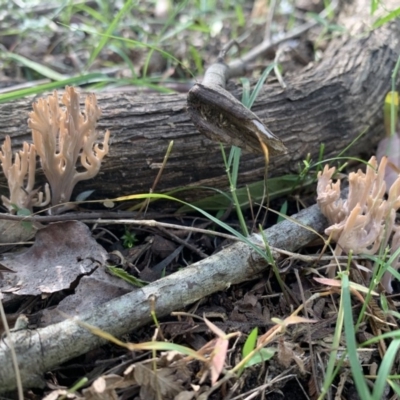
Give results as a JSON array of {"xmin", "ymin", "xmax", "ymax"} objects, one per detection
[{"xmin": 121, "ymin": 228, "xmax": 138, "ymax": 248}]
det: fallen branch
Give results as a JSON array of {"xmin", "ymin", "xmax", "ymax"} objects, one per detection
[{"xmin": 0, "ymin": 201, "xmax": 327, "ymax": 392}]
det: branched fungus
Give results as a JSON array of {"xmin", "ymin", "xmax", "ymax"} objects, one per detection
[
  {"xmin": 0, "ymin": 136, "xmax": 50, "ymax": 213},
  {"xmin": 317, "ymin": 156, "xmax": 400, "ymax": 292},
  {"xmin": 0, "ymin": 86, "xmax": 110, "ymax": 214},
  {"xmin": 28, "ymin": 86, "xmax": 110, "ymax": 207}
]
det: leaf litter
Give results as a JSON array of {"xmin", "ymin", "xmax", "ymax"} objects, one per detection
[
  {"xmin": 1, "ymin": 221, "xmax": 132, "ymax": 326},
  {"xmin": 1, "ymin": 2, "xmax": 400, "ymax": 399}
]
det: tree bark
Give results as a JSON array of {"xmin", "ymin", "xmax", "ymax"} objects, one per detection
[{"xmin": 0, "ymin": 11, "xmax": 399, "ymax": 204}]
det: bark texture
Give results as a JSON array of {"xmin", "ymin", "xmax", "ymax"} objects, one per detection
[{"xmin": 0, "ymin": 7, "xmax": 399, "ymax": 204}]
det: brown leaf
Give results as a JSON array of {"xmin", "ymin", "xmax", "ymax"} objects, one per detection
[
  {"xmin": 151, "ymin": 235, "xmax": 178, "ymax": 258},
  {"xmin": 82, "ymin": 374, "xmax": 134, "ymax": 400},
  {"xmin": 39, "ymin": 268, "xmax": 132, "ymax": 326},
  {"xmin": 134, "ymin": 363, "xmax": 183, "ymax": 400},
  {"xmin": 0, "ymin": 221, "xmax": 107, "ymax": 295}
]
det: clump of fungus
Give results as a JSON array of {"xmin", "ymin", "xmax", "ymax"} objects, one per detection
[
  {"xmin": 317, "ymin": 156, "xmax": 400, "ymax": 293},
  {"xmin": 0, "ymin": 137, "xmax": 50, "ymax": 212},
  {"xmin": 0, "ymin": 86, "xmax": 110, "ymax": 214}
]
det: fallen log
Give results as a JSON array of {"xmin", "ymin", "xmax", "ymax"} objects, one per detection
[{"xmin": 0, "ymin": 3, "xmax": 399, "ymax": 204}]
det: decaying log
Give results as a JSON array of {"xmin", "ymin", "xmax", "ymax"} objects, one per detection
[
  {"xmin": 0, "ymin": 199, "xmax": 327, "ymax": 392},
  {"xmin": 0, "ymin": 4, "xmax": 399, "ymax": 204}
]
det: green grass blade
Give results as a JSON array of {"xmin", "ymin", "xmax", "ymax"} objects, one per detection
[
  {"xmin": 373, "ymin": 338, "xmax": 400, "ymax": 399},
  {"xmin": 370, "ymin": 0, "xmax": 378, "ymax": 14},
  {"xmin": 390, "ymin": 55, "xmax": 400, "ymax": 136},
  {"xmin": 342, "ymin": 273, "xmax": 372, "ymax": 400},
  {"xmin": 235, "ymin": 4, "xmax": 245, "ymax": 27},
  {"xmin": 107, "ymin": 266, "xmax": 148, "ymax": 287},
  {"xmin": 248, "ymin": 64, "xmax": 275, "ymax": 108},
  {"xmin": 72, "ymin": 27, "xmax": 184, "ymax": 71},
  {"xmin": 108, "ymin": 43, "xmax": 137, "ymax": 78},
  {"xmin": 277, "ymin": 201, "xmax": 288, "ymax": 223},
  {"xmin": 177, "ymin": 175, "xmax": 315, "ymax": 212},
  {"xmin": 0, "ymin": 73, "xmax": 111, "ymax": 103},
  {"xmin": 159, "ymin": 20, "xmax": 195, "ymax": 43},
  {"xmin": 243, "ymin": 348, "xmax": 275, "ymax": 369},
  {"xmin": 74, "ymin": 3, "xmax": 109, "ymax": 24},
  {"xmin": 319, "ymin": 292, "xmax": 345, "ymax": 399},
  {"xmin": 360, "ymin": 330, "xmax": 400, "ymax": 347},
  {"xmin": 230, "ymin": 146, "xmax": 241, "ymax": 188},
  {"xmin": 87, "ymin": 192, "xmax": 272, "ymax": 260},
  {"xmin": 86, "ymin": 0, "xmax": 135, "ymax": 69},
  {"xmin": 67, "ymin": 377, "xmax": 89, "ymax": 394},
  {"xmin": 373, "ymin": 7, "xmax": 400, "ymax": 29},
  {"xmin": 2, "ymin": 52, "xmax": 67, "ymax": 81},
  {"xmin": 242, "ymin": 327, "xmax": 258, "ymax": 360},
  {"xmin": 240, "ymin": 77, "xmax": 250, "ymax": 106},
  {"xmin": 189, "ymin": 45, "xmax": 204, "ymax": 75},
  {"xmin": 389, "ymin": 380, "xmax": 400, "ymax": 396}
]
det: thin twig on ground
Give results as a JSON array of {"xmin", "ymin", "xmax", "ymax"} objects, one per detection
[{"xmin": 0, "ymin": 201, "xmax": 327, "ymax": 392}]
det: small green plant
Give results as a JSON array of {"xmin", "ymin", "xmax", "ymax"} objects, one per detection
[
  {"xmin": 121, "ymin": 228, "xmax": 138, "ymax": 248},
  {"xmin": 238, "ymin": 327, "xmax": 275, "ymax": 374}
]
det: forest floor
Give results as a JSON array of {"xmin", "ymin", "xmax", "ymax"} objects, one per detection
[{"xmin": 0, "ymin": 1, "xmax": 399, "ymax": 399}]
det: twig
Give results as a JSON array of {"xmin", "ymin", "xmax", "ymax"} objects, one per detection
[
  {"xmin": 0, "ymin": 295, "xmax": 23, "ymax": 400},
  {"xmin": 0, "ymin": 201, "xmax": 328, "ymax": 392},
  {"xmin": 0, "ymin": 211, "xmax": 160, "ymax": 223},
  {"xmin": 80, "ymin": 219, "xmax": 240, "ymax": 242},
  {"xmin": 157, "ymin": 225, "xmax": 209, "ymax": 259},
  {"xmin": 228, "ymin": 0, "xmax": 339, "ymax": 77}
]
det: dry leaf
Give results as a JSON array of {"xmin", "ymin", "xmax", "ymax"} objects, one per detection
[
  {"xmin": 82, "ymin": 374, "xmax": 134, "ymax": 400},
  {"xmin": 277, "ymin": 338, "xmax": 305, "ymax": 373},
  {"xmin": 39, "ymin": 268, "xmax": 132, "ymax": 326},
  {"xmin": 134, "ymin": 363, "xmax": 183, "ymax": 400},
  {"xmin": 210, "ymin": 337, "xmax": 228, "ymax": 386},
  {"xmin": 203, "ymin": 317, "xmax": 229, "ymax": 385},
  {"xmin": 0, "ymin": 221, "xmax": 107, "ymax": 295}
]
